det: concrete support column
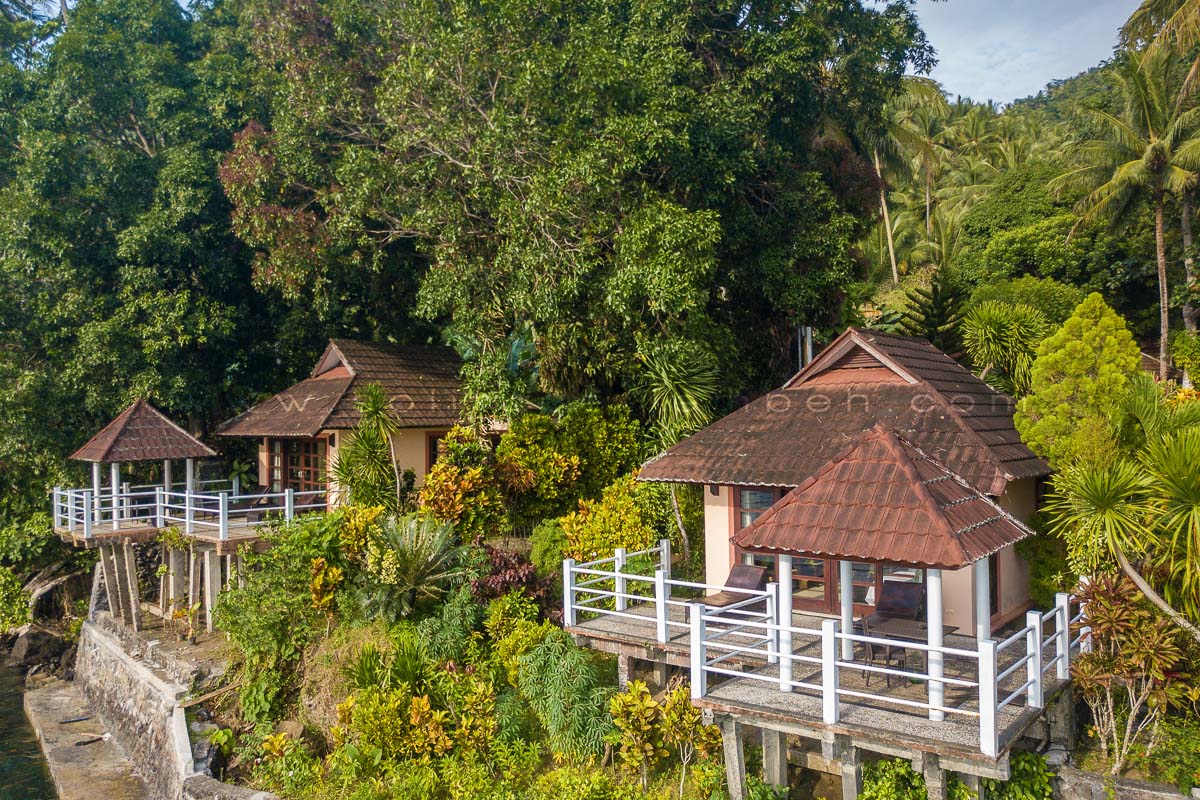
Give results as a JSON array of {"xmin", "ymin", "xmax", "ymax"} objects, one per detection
[
  {"xmin": 616, "ymin": 654, "xmax": 632, "ymax": 689},
  {"xmin": 185, "ymin": 458, "xmax": 196, "ymax": 492},
  {"xmin": 236, "ymin": 554, "xmax": 246, "ymax": 589},
  {"xmin": 761, "ymin": 728, "xmax": 788, "ymax": 788},
  {"xmin": 839, "ymin": 560, "xmax": 855, "ymax": 661},
  {"xmin": 98, "ymin": 544, "xmax": 123, "ymax": 621},
  {"xmin": 653, "ymin": 661, "xmax": 669, "ymax": 687},
  {"xmin": 188, "ymin": 550, "xmax": 202, "ymax": 618},
  {"xmin": 777, "ymin": 555, "xmax": 793, "ymax": 690},
  {"xmin": 224, "ymin": 554, "xmax": 235, "ymax": 589},
  {"xmin": 974, "ymin": 557, "xmax": 991, "ymax": 641},
  {"xmin": 959, "ymin": 774, "xmax": 986, "ymax": 800},
  {"xmin": 927, "ymin": 567, "xmax": 945, "ymax": 721},
  {"xmin": 122, "ymin": 541, "xmax": 142, "ymax": 631},
  {"xmin": 203, "ymin": 548, "xmax": 222, "ymax": 633},
  {"xmin": 839, "ymin": 746, "xmax": 862, "ymax": 800},
  {"xmin": 163, "ymin": 459, "xmax": 172, "ymax": 491},
  {"xmin": 921, "ymin": 755, "xmax": 948, "ymax": 800},
  {"xmin": 719, "ymin": 717, "xmax": 747, "ymax": 800},
  {"xmin": 167, "ymin": 548, "xmax": 188, "ymax": 608}
]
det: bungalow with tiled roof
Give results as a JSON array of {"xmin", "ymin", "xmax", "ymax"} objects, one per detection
[
  {"xmin": 639, "ymin": 327, "xmax": 1051, "ymax": 636},
  {"xmin": 217, "ymin": 339, "xmax": 463, "ymax": 503}
]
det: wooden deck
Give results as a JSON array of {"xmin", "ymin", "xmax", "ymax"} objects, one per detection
[
  {"xmin": 569, "ymin": 603, "xmax": 1065, "ymax": 772},
  {"xmin": 54, "ymin": 521, "xmax": 264, "ymax": 555}
]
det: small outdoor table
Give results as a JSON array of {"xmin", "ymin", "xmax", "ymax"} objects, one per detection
[{"xmin": 869, "ymin": 617, "xmax": 959, "ymax": 642}]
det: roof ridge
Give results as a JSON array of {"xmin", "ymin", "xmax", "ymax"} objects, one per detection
[
  {"xmin": 94, "ymin": 400, "xmax": 141, "ymax": 462},
  {"xmin": 914, "ymin": 381, "xmax": 1011, "ymax": 494},
  {"xmin": 883, "ymin": 431, "xmax": 969, "ymax": 565}
]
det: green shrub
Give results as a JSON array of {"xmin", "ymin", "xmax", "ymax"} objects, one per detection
[
  {"xmin": 0, "ymin": 567, "xmax": 30, "ymax": 631},
  {"xmin": 860, "ymin": 758, "xmax": 974, "ymax": 800},
  {"xmin": 517, "ymin": 628, "xmax": 615, "ymax": 759},
  {"xmin": 969, "ymin": 276, "xmax": 1085, "ymax": 325},
  {"xmin": 0, "ymin": 512, "xmax": 67, "ymax": 576},
  {"xmin": 981, "ymin": 751, "xmax": 1054, "ymax": 800},
  {"xmin": 357, "ymin": 513, "xmax": 469, "ymax": 622},
  {"xmin": 417, "ymin": 585, "xmax": 485, "ymax": 664},
  {"xmin": 560, "ymin": 476, "xmax": 656, "ymax": 562},
  {"xmin": 530, "ymin": 518, "xmax": 567, "ymax": 577},
  {"xmin": 1015, "ymin": 523, "xmax": 1074, "ymax": 609},
  {"xmin": 529, "ymin": 766, "xmax": 645, "ymax": 800},
  {"xmin": 1130, "ymin": 713, "xmax": 1200, "ymax": 792}
]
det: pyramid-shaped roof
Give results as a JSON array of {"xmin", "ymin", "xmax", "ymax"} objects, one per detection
[
  {"xmin": 730, "ymin": 424, "xmax": 1034, "ymax": 570},
  {"xmin": 71, "ymin": 399, "xmax": 217, "ymax": 463}
]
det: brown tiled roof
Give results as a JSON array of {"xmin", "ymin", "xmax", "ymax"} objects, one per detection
[
  {"xmin": 731, "ymin": 425, "xmax": 1035, "ymax": 569},
  {"xmin": 638, "ymin": 328, "xmax": 1048, "ymax": 496},
  {"xmin": 71, "ymin": 399, "xmax": 217, "ymax": 463},
  {"xmin": 217, "ymin": 340, "xmax": 462, "ymax": 437}
]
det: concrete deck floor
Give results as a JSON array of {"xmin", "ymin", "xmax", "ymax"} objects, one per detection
[{"xmin": 570, "ymin": 601, "xmax": 1065, "ymax": 763}]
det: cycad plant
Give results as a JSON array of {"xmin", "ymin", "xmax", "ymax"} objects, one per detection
[
  {"xmin": 1045, "ymin": 420, "xmax": 1200, "ymax": 644},
  {"xmin": 357, "ymin": 514, "xmax": 468, "ymax": 622}
]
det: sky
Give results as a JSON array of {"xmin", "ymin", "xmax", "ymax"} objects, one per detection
[{"xmin": 913, "ymin": 0, "xmax": 1143, "ymax": 105}]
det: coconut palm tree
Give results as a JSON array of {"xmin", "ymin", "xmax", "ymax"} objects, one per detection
[
  {"xmin": 861, "ymin": 77, "xmax": 949, "ymax": 283},
  {"xmin": 1051, "ymin": 50, "xmax": 1200, "ymax": 380},
  {"xmin": 1124, "ymin": 0, "xmax": 1200, "ymax": 92}
]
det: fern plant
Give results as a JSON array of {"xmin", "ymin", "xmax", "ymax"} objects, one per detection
[{"xmin": 516, "ymin": 628, "xmax": 614, "ymax": 760}]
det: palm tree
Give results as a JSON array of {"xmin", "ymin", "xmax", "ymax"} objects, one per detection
[
  {"xmin": 862, "ymin": 77, "xmax": 949, "ymax": 284},
  {"xmin": 331, "ymin": 382, "xmax": 405, "ymax": 511},
  {"xmin": 1124, "ymin": 0, "xmax": 1200, "ymax": 92},
  {"xmin": 633, "ymin": 343, "xmax": 720, "ymax": 570},
  {"xmin": 1051, "ymin": 50, "xmax": 1200, "ymax": 380}
]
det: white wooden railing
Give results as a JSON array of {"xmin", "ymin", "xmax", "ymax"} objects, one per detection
[
  {"xmin": 563, "ymin": 547, "xmax": 1084, "ymax": 758},
  {"xmin": 52, "ymin": 485, "xmax": 326, "ymax": 540}
]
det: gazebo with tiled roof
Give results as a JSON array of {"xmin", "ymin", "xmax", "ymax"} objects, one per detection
[
  {"xmin": 732, "ymin": 424, "xmax": 1035, "ymax": 723},
  {"xmin": 70, "ymin": 398, "xmax": 217, "ymax": 532}
]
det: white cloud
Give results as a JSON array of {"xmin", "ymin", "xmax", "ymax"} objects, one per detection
[{"xmin": 913, "ymin": 0, "xmax": 1141, "ymax": 103}]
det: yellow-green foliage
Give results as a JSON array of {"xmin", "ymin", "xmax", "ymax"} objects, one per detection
[
  {"xmin": 309, "ymin": 557, "xmax": 343, "ymax": 611},
  {"xmin": 1015, "ymin": 293, "xmax": 1141, "ymax": 467},
  {"xmin": 561, "ymin": 475, "xmax": 656, "ymax": 562},
  {"xmin": 484, "ymin": 591, "xmax": 555, "ymax": 686},
  {"xmin": 339, "ymin": 505, "xmax": 384, "ymax": 562},
  {"xmin": 338, "ymin": 687, "xmax": 454, "ymax": 761},
  {"xmin": 419, "ymin": 427, "xmax": 507, "ymax": 540},
  {"xmin": 453, "ymin": 677, "xmax": 499, "ymax": 752},
  {"xmin": 608, "ymin": 681, "xmax": 668, "ymax": 790}
]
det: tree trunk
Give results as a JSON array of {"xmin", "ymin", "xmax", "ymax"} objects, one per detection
[
  {"xmin": 1114, "ymin": 546, "xmax": 1200, "ymax": 646},
  {"xmin": 1155, "ymin": 200, "xmax": 1170, "ymax": 382},
  {"xmin": 874, "ymin": 151, "xmax": 899, "ymax": 284},
  {"xmin": 669, "ymin": 484, "xmax": 691, "ymax": 574},
  {"xmin": 1183, "ymin": 194, "xmax": 1197, "ymax": 333},
  {"xmin": 925, "ymin": 172, "xmax": 932, "ymax": 237}
]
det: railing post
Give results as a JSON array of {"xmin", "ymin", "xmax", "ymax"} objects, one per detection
[
  {"xmin": 121, "ymin": 481, "xmax": 131, "ymax": 521},
  {"xmin": 1055, "ymin": 593, "xmax": 1072, "ymax": 680},
  {"xmin": 778, "ymin": 580, "xmax": 793, "ymax": 692},
  {"xmin": 614, "ymin": 547, "xmax": 627, "ymax": 612},
  {"xmin": 821, "ymin": 619, "xmax": 839, "ymax": 724},
  {"xmin": 232, "ymin": 476, "xmax": 241, "ymax": 496},
  {"xmin": 67, "ymin": 491, "xmax": 77, "ymax": 533},
  {"xmin": 690, "ymin": 602, "xmax": 706, "ymax": 699},
  {"xmin": 562, "ymin": 558, "xmax": 577, "ymax": 627},
  {"xmin": 285, "ymin": 488, "xmax": 295, "ymax": 521},
  {"xmin": 654, "ymin": 569, "xmax": 668, "ymax": 643},
  {"xmin": 185, "ymin": 491, "xmax": 194, "ymax": 535},
  {"xmin": 1026, "ymin": 610, "xmax": 1044, "ymax": 709},
  {"xmin": 765, "ymin": 581, "xmax": 778, "ymax": 665},
  {"xmin": 659, "ymin": 538, "xmax": 672, "ymax": 579},
  {"xmin": 155, "ymin": 487, "xmax": 165, "ymax": 528},
  {"xmin": 219, "ymin": 492, "xmax": 230, "ymax": 541},
  {"xmin": 52, "ymin": 488, "xmax": 62, "ymax": 528},
  {"xmin": 82, "ymin": 491, "xmax": 93, "ymax": 539},
  {"xmin": 978, "ymin": 639, "xmax": 998, "ymax": 758}
]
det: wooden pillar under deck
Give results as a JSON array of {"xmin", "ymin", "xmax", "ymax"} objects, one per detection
[
  {"xmin": 110, "ymin": 543, "xmax": 134, "ymax": 627},
  {"xmin": 720, "ymin": 717, "xmax": 747, "ymax": 800},
  {"xmin": 122, "ymin": 542, "xmax": 142, "ymax": 631},
  {"xmin": 203, "ymin": 548, "xmax": 222, "ymax": 633},
  {"xmin": 761, "ymin": 728, "xmax": 788, "ymax": 788},
  {"xmin": 98, "ymin": 545, "xmax": 124, "ymax": 621}
]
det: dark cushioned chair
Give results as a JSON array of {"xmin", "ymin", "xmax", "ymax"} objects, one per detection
[{"xmin": 703, "ymin": 564, "xmax": 770, "ymax": 609}]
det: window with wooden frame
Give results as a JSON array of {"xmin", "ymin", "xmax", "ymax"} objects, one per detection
[{"xmin": 426, "ymin": 430, "xmax": 450, "ymax": 473}]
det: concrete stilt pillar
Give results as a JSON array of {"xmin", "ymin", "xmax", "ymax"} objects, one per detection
[
  {"xmin": 224, "ymin": 554, "xmax": 234, "ymax": 589},
  {"xmin": 840, "ymin": 747, "xmax": 863, "ymax": 800},
  {"xmin": 720, "ymin": 717, "xmax": 747, "ymax": 800},
  {"xmin": 236, "ymin": 554, "xmax": 246, "ymax": 589},
  {"xmin": 167, "ymin": 548, "xmax": 187, "ymax": 609},
  {"xmin": 122, "ymin": 542, "xmax": 142, "ymax": 631},
  {"xmin": 761, "ymin": 728, "xmax": 788, "ymax": 788},
  {"xmin": 203, "ymin": 548, "xmax": 222, "ymax": 633},
  {"xmin": 188, "ymin": 550, "xmax": 202, "ymax": 618},
  {"xmin": 110, "ymin": 544, "xmax": 134, "ymax": 626},
  {"xmin": 98, "ymin": 545, "xmax": 122, "ymax": 621},
  {"xmin": 921, "ymin": 755, "xmax": 948, "ymax": 800},
  {"xmin": 959, "ymin": 774, "xmax": 986, "ymax": 800},
  {"xmin": 616, "ymin": 654, "xmax": 632, "ymax": 688},
  {"xmin": 653, "ymin": 661, "xmax": 669, "ymax": 687}
]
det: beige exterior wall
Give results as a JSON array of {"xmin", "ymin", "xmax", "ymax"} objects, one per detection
[
  {"xmin": 703, "ymin": 486, "xmax": 734, "ymax": 589},
  {"xmin": 994, "ymin": 477, "xmax": 1037, "ymax": 622},
  {"xmin": 941, "ymin": 565, "xmax": 974, "ymax": 634},
  {"xmin": 388, "ymin": 427, "xmax": 450, "ymax": 487}
]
